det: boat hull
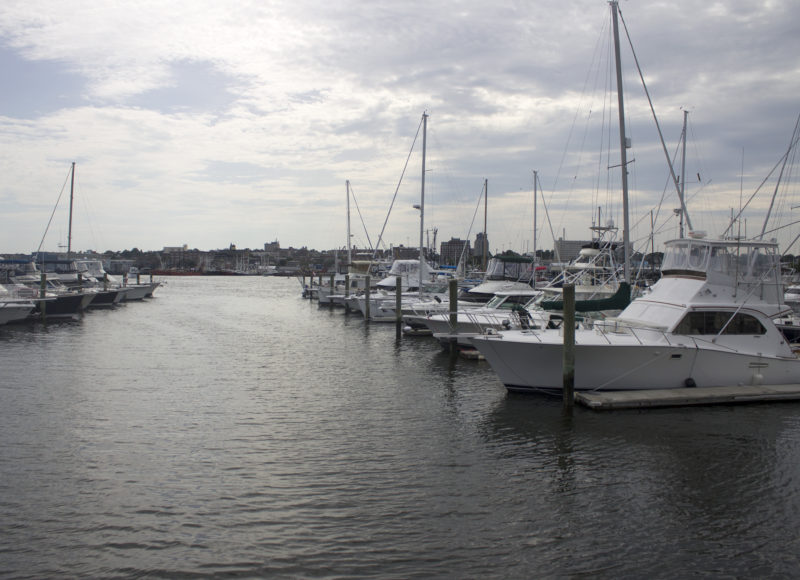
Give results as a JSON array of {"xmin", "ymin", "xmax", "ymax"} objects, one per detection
[
  {"xmin": 119, "ymin": 284, "xmax": 151, "ymax": 301},
  {"xmin": 0, "ymin": 302, "xmax": 35, "ymax": 325},
  {"xmin": 33, "ymin": 293, "xmax": 87, "ymax": 318},
  {"xmin": 471, "ymin": 331, "xmax": 800, "ymax": 392},
  {"xmin": 87, "ymin": 289, "xmax": 123, "ymax": 307}
]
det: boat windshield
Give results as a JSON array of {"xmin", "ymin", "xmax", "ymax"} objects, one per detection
[
  {"xmin": 661, "ymin": 241, "xmax": 709, "ymax": 275},
  {"xmin": 484, "ymin": 257, "xmax": 534, "ymax": 281},
  {"xmin": 662, "ymin": 240, "xmax": 779, "ymax": 281},
  {"xmin": 388, "ymin": 261, "xmax": 420, "ymax": 275}
]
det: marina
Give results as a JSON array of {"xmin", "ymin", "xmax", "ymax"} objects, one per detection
[
  {"xmin": 2, "ymin": 1, "xmax": 800, "ymax": 577},
  {"xmin": 2, "ymin": 275, "xmax": 800, "ymax": 578}
]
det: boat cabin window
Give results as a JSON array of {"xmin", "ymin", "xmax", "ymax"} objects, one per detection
[{"xmin": 673, "ymin": 311, "xmax": 766, "ymax": 335}]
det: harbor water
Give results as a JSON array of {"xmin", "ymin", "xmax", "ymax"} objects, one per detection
[{"xmin": 1, "ymin": 276, "xmax": 800, "ymax": 578}]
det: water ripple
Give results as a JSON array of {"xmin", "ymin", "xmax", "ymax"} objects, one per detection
[{"xmin": 2, "ymin": 277, "xmax": 800, "ymax": 578}]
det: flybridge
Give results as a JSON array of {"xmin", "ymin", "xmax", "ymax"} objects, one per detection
[{"xmin": 660, "ymin": 238, "xmax": 783, "ymax": 305}]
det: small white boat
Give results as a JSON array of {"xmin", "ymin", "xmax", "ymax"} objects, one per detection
[
  {"xmin": 75, "ymin": 260, "xmax": 159, "ymax": 301},
  {"xmin": 784, "ymin": 284, "xmax": 800, "ymax": 313},
  {"xmin": 0, "ymin": 284, "xmax": 35, "ymax": 325},
  {"xmin": 404, "ymin": 287, "xmax": 542, "ymax": 346}
]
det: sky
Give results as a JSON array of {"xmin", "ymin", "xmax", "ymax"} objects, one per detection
[{"xmin": 1, "ymin": 0, "xmax": 799, "ymax": 257}]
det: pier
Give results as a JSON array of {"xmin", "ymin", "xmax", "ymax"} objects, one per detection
[{"xmin": 576, "ymin": 384, "xmax": 800, "ymax": 410}]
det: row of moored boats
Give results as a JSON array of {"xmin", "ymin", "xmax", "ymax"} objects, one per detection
[
  {"xmin": 0, "ymin": 258, "xmax": 159, "ymax": 326},
  {"xmin": 303, "ymin": 235, "xmax": 800, "ymax": 394}
]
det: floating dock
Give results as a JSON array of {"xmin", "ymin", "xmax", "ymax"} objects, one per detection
[{"xmin": 576, "ymin": 384, "xmax": 800, "ymax": 410}]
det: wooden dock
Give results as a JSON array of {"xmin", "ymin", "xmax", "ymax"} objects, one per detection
[{"xmin": 576, "ymin": 384, "xmax": 800, "ymax": 410}]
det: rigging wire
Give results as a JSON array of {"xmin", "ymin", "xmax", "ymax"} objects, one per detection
[
  {"xmin": 36, "ymin": 165, "xmax": 74, "ymax": 256},
  {"xmin": 618, "ymin": 5, "xmax": 688, "ymax": 230},
  {"xmin": 371, "ymin": 113, "xmax": 425, "ymax": 262},
  {"xmin": 759, "ymin": 113, "xmax": 800, "ymax": 240},
  {"xmin": 347, "ymin": 183, "xmax": 375, "ymax": 251},
  {"xmin": 456, "ymin": 180, "xmax": 486, "ymax": 271},
  {"xmin": 549, "ymin": 12, "xmax": 609, "ymax": 237},
  {"xmin": 720, "ymin": 111, "xmax": 800, "ymax": 240}
]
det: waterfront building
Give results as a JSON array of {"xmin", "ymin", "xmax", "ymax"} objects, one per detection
[{"xmin": 440, "ymin": 238, "xmax": 471, "ymax": 266}]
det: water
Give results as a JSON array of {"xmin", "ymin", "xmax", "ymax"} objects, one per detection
[{"xmin": 1, "ymin": 276, "xmax": 800, "ymax": 578}]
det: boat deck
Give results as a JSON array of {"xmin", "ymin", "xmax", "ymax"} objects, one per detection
[{"xmin": 576, "ymin": 384, "xmax": 800, "ymax": 410}]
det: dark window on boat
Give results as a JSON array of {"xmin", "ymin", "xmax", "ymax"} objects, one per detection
[
  {"xmin": 499, "ymin": 295, "xmax": 534, "ymax": 309},
  {"xmin": 674, "ymin": 311, "xmax": 766, "ymax": 335}
]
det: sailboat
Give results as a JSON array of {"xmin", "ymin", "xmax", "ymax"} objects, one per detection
[
  {"xmin": 354, "ymin": 112, "xmax": 449, "ymax": 322},
  {"xmin": 471, "ymin": 1, "xmax": 800, "ymax": 393},
  {"xmin": 45, "ymin": 163, "xmax": 159, "ymax": 303}
]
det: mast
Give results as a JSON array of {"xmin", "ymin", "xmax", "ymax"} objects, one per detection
[
  {"xmin": 610, "ymin": 1, "xmax": 630, "ymax": 285},
  {"xmin": 419, "ymin": 112, "xmax": 428, "ymax": 298},
  {"xmin": 346, "ymin": 180, "xmax": 352, "ymax": 265},
  {"xmin": 533, "ymin": 170, "xmax": 538, "ymax": 289},
  {"xmin": 482, "ymin": 178, "xmax": 488, "ymax": 271},
  {"xmin": 679, "ymin": 109, "xmax": 688, "ymax": 238},
  {"xmin": 67, "ymin": 161, "xmax": 75, "ymax": 258}
]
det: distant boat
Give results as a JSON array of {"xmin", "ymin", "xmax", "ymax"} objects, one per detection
[
  {"xmin": 0, "ymin": 284, "xmax": 35, "ymax": 325},
  {"xmin": 74, "ymin": 259, "xmax": 159, "ymax": 301},
  {"xmin": 3, "ymin": 262, "xmax": 94, "ymax": 318},
  {"xmin": 460, "ymin": 252, "xmax": 537, "ymax": 303}
]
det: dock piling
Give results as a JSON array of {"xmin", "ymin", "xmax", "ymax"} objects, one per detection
[
  {"xmin": 449, "ymin": 278, "xmax": 458, "ymax": 356},
  {"xmin": 364, "ymin": 276, "xmax": 371, "ymax": 321},
  {"xmin": 562, "ymin": 284, "xmax": 575, "ymax": 412},
  {"xmin": 39, "ymin": 272, "xmax": 46, "ymax": 324},
  {"xmin": 396, "ymin": 276, "xmax": 402, "ymax": 338}
]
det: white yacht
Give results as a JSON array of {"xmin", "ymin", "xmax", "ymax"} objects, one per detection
[
  {"xmin": 404, "ymin": 287, "xmax": 542, "ymax": 346},
  {"xmin": 75, "ymin": 260, "xmax": 159, "ymax": 301},
  {"xmin": 461, "ymin": 253, "xmax": 537, "ymax": 303},
  {"xmin": 783, "ymin": 284, "xmax": 800, "ymax": 313},
  {"xmin": 352, "ymin": 259, "xmax": 443, "ymax": 321},
  {"xmin": 0, "ymin": 284, "xmax": 35, "ymax": 325},
  {"xmin": 471, "ymin": 236, "xmax": 799, "ymax": 392}
]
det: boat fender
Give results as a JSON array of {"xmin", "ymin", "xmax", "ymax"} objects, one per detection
[{"xmin": 685, "ymin": 378, "xmax": 696, "ymax": 388}]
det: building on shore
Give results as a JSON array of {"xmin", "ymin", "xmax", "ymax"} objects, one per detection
[{"xmin": 440, "ymin": 237, "xmax": 471, "ymax": 266}]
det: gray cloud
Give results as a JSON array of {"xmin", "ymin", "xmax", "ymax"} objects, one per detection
[{"xmin": 0, "ymin": 0, "xmax": 798, "ymax": 254}]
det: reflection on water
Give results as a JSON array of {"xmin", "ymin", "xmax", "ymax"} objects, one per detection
[{"xmin": 1, "ymin": 276, "xmax": 799, "ymax": 578}]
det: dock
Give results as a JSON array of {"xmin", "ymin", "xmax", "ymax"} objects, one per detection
[{"xmin": 576, "ymin": 384, "xmax": 800, "ymax": 410}]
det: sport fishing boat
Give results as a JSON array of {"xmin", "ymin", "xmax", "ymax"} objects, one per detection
[{"xmin": 471, "ymin": 235, "xmax": 798, "ymax": 392}]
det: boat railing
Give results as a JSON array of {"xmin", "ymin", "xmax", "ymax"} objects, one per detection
[
  {"xmin": 460, "ymin": 308, "xmax": 549, "ymax": 336},
  {"xmin": 587, "ymin": 317, "xmax": 751, "ymax": 353}
]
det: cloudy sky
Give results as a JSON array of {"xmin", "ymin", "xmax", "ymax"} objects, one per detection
[{"xmin": 1, "ymin": 0, "xmax": 799, "ymax": 256}]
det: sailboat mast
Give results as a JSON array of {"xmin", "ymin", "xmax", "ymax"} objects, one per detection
[
  {"xmin": 67, "ymin": 161, "xmax": 75, "ymax": 258},
  {"xmin": 533, "ymin": 170, "xmax": 538, "ymax": 289},
  {"xmin": 483, "ymin": 178, "xmax": 488, "ymax": 271},
  {"xmin": 610, "ymin": 1, "xmax": 630, "ymax": 285},
  {"xmin": 419, "ymin": 112, "xmax": 428, "ymax": 298},
  {"xmin": 346, "ymin": 180, "xmax": 352, "ymax": 265}
]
